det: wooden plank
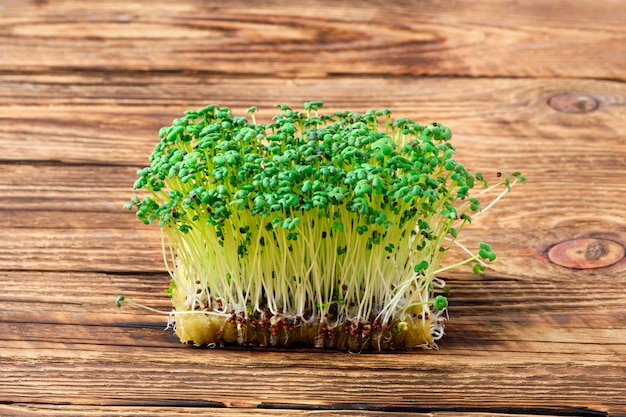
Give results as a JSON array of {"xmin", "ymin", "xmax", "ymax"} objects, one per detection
[
  {"xmin": 0, "ymin": 0, "xmax": 624, "ymax": 79},
  {"xmin": 0, "ymin": 340, "xmax": 620, "ymax": 414},
  {"xmin": 0, "ymin": 406, "xmax": 584, "ymax": 417},
  {"xmin": 2, "ymin": 160, "xmax": 625, "ymax": 225},
  {"xmin": 2, "ymin": 158, "xmax": 626, "ymax": 277},
  {"xmin": 1, "ymin": 202, "xmax": 625, "ymax": 277},
  {"xmin": 0, "ymin": 76, "xmax": 625, "ymax": 165},
  {"xmin": 0, "ymin": 164, "xmax": 138, "ymax": 212},
  {"xmin": 0, "ymin": 226, "xmax": 162, "ymax": 272}
]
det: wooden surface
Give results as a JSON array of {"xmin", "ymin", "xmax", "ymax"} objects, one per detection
[{"xmin": 1, "ymin": 1, "xmax": 625, "ymax": 416}]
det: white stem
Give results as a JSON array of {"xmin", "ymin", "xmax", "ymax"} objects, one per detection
[
  {"xmin": 433, "ymin": 254, "xmax": 479, "ymax": 275},
  {"xmin": 444, "ymin": 237, "xmax": 488, "ymax": 267},
  {"xmin": 472, "ymin": 186, "xmax": 510, "ymax": 219}
]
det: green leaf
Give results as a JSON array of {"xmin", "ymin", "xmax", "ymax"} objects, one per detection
[
  {"xmin": 331, "ymin": 221, "xmax": 344, "ymax": 232},
  {"xmin": 304, "ymin": 100, "xmax": 324, "ymax": 111},
  {"xmin": 433, "ymin": 295, "xmax": 448, "ymax": 311},
  {"xmin": 166, "ymin": 126, "xmax": 185, "ymax": 143},
  {"xmin": 414, "ymin": 260, "xmax": 428, "ymax": 272},
  {"xmin": 512, "ymin": 171, "xmax": 527, "ymax": 184},
  {"xmin": 478, "ymin": 242, "xmax": 496, "ymax": 262},
  {"xmin": 472, "ymin": 263, "xmax": 485, "ymax": 274},
  {"xmin": 115, "ymin": 295, "xmax": 125, "ymax": 307}
]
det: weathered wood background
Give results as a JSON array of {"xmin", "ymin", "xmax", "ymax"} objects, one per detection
[{"xmin": 1, "ymin": 1, "xmax": 625, "ymax": 416}]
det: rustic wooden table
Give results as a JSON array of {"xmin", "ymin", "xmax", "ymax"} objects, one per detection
[{"xmin": 1, "ymin": 1, "xmax": 625, "ymax": 416}]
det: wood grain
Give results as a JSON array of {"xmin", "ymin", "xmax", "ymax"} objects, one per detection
[
  {"xmin": 1, "ymin": 0, "xmax": 625, "ymax": 80},
  {"xmin": 1, "ymin": 0, "xmax": 625, "ymax": 415}
]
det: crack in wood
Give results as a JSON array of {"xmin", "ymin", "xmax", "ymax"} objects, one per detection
[{"xmin": 258, "ymin": 402, "xmax": 609, "ymax": 416}]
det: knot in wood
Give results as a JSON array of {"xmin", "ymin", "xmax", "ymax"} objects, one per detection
[
  {"xmin": 547, "ymin": 238, "xmax": 625, "ymax": 269},
  {"xmin": 548, "ymin": 93, "xmax": 599, "ymax": 114}
]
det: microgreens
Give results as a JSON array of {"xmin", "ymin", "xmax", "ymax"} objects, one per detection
[{"xmin": 122, "ymin": 102, "xmax": 524, "ymax": 350}]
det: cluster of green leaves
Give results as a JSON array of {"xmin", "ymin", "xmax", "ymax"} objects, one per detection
[
  {"xmin": 129, "ymin": 103, "xmax": 476, "ymax": 241},
  {"xmin": 125, "ymin": 102, "xmax": 522, "ymax": 329}
]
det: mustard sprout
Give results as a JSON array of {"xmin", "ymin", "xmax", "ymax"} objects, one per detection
[{"xmin": 122, "ymin": 102, "xmax": 524, "ymax": 349}]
